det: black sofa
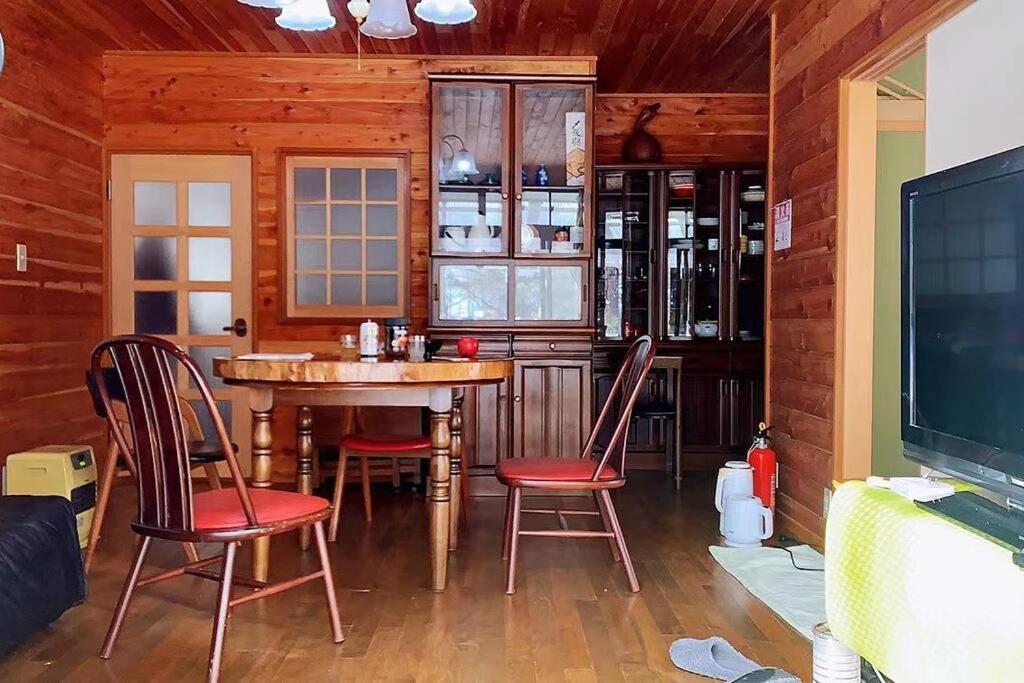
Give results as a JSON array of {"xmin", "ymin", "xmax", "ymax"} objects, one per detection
[{"xmin": 0, "ymin": 495, "xmax": 87, "ymax": 655}]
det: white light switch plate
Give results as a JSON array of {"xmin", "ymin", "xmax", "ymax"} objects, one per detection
[{"xmin": 15, "ymin": 244, "xmax": 27, "ymax": 272}]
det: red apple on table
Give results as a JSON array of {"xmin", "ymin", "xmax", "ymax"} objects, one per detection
[{"xmin": 456, "ymin": 336, "xmax": 479, "ymax": 359}]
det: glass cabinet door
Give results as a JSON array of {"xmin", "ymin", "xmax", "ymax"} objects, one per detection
[
  {"xmin": 515, "ymin": 84, "xmax": 591, "ymax": 256},
  {"xmin": 433, "ymin": 83, "xmax": 509, "ymax": 256},
  {"xmin": 513, "ymin": 261, "xmax": 587, "ymax": 324},
  {"xmin": 734, "ymin": 170, "xmax": 767, "ymax": 340},
  {"xmin": 665, "ymin": 170, "xmax": 723, "ymax": 339},
  {"xmin": 434, "ymin": 261, "xmax": 510, "ymax": 325},
  {"xmin": 596, "ymin": 170, "xmax": 653, "ymax": 340}
]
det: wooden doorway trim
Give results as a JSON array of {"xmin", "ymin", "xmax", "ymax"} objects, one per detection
[{"xmin": 833, "ymin": 0, "xmax": 975, "ymax": 482}]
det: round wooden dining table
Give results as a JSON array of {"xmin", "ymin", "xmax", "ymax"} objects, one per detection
[{"xmin": 214, "ymin": 353, "xmax": 513, "ymax": 592}]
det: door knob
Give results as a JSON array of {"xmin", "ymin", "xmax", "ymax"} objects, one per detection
[{"xmin": 223, "ymin": 318, "xmax": 248, "ymax": 337}]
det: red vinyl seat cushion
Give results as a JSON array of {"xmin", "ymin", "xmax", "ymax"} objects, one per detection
[
  {"xmin": 496, "ymin": 457, "xmax": 620, "ymax": 483},
  {"xmin": 193, "ymin": 488, "xmax": 328, "ymax": 530},
  {"xmin": 341, "ymin": 434, "xmax": 432, "ymax": 453}
]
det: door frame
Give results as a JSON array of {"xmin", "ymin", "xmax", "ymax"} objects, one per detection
[
  {"xmin": 104, "ymin": 149, "xmax": 258, "ymax": 472},
  {"xmin": 832, "ymin": 0, "xmax": 975, "ymax": 481}
]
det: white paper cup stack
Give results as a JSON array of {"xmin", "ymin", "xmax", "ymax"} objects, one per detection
[{"xmin": 812, "ymin": 622, "xmax": 861, "ymax": 683}]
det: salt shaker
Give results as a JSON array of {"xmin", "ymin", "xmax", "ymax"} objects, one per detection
[{"xmin": 359, "ymin": 320, "xmax": 379, "ymax": 358}]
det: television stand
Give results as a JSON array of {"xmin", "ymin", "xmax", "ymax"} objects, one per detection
[{"xmin": 916, "ymin": 491, "xmax": 1024, "ymax": 561}]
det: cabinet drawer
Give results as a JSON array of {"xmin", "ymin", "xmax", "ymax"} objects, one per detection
[
  {"xmin": 434, "ymin": 334, "xmax": 511, "ymax": 358},
  {"xmin": 513, "ymin": 335, "xmax": 593, "ymax": 357},
  {"xmin": 677, "ymin": 350, "xmax": 731, "ymax": 374},
  {"xmin": 730, "ymin": 347, "xmax": 765, "ymax": 374}
]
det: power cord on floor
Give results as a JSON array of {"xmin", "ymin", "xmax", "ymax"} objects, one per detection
[{"xmin": 775, "ymin": 534, "xmax": 824, "ymax": 572}]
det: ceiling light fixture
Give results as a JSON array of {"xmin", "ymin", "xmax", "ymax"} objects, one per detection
[
  {"xmin": 361, "ymin": 0, "xmax": 418, "ymax": 40},
  {"xmin": 238, "ymin": 0, "xmax": 298, "ymax": 7},
  {"xmin": 346, "ymin": 0, "xmax": 371, "ymax": 71},
  {"xmin": 276, "ymin": 0, "xmax": 337, "ymax": 31},
  {"xmin": 414, "ymin": 0, "xmax": 477, "ymax": 25}
]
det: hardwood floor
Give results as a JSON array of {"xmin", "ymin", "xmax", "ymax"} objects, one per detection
[{"xmin": 0, "ymin": 472, "xmax": 811, "ymax": 681}]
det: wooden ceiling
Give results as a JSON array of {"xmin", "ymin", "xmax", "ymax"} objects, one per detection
[{"xmin": 47, "ymin": 0, "xmax": 771, "ymax": 93}]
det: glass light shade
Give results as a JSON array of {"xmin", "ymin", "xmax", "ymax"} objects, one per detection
[
  {"xmin": 276, "ymin": 0, "xmax": 337, "ymax": 30},
  {"xmin": 239, "ymin": 0, "xmax": 297, "ymax": 7},
  {"xmin": 361, "ymin": 0, "xmax": 418, "ymax": 39},
  {"xmin": 347, "ymin": 0, "xmax": 371, "ymax": 20},
  {"xmin": 414, "ymin": 0, "xmax": 476, "ymax": 24},
  {"xmin": 452, "ymin": 149, "xmax": 478, "ymax": 175}
]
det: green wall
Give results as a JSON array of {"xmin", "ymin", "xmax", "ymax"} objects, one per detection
[{"xmin": 872, "ymin": 130, "xmax": 924, "ymax": 476}]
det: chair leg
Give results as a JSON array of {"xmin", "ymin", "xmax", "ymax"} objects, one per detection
[
  {"xmin": 328, "ymin": 451, "xmax": 349, "ymax": 542},
  {"xmin": 594, "ymin": 491, "xmax": 621, "ymax": 562},
  {"xmin": 391, "ymin": 458, "xmax": 401, "ymax": 489},
  {"xmin": 183, "ymin": 542, "xmax": 201, "ymax": 563},
  {"xmin": 599, "ymin": 490, "xmax": 640, "ymax": 592},
  {"xmin": 100, "ymin": 535, "xmax": 152, "ymax": 659},
  {"xmin": 505, "ymin": 487, "xmax": 523, "ymax": 595},
  {"xmin": 85, "ymin": 438, "xmax": 120, "ymax": 575},
  {"xmin": 313, "ymin": 522, "xmax": 345, "ymax": 643},
  {"xmin": 500, "ymin": 488, "xmax": 513, "ymax": 559},
  {"xmin": 360, "ymin": 457, "xmax": 373, "ymax": 523},
  {"xmin": 207, "ymin": 541, "xmax": 237, "ymax": 683},
  {"xmin": 202, "ymin": 463, "xmax": 223, "ymax": 490},
  {"xmin": 460, "ymin": 462, "xmax": 471, "ymax": 524}
]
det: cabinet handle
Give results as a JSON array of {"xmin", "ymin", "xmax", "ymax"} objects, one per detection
[
  {"xmin": 514, "ymin": 395, "xmax": 522, "ymax": 403},
  {"xmin": 548, "ymin": 342, "xmax": 557, "ymax": 351},
  {"xmin": 433, "ymin": 283, "xmax": 439, "ymax": 302},
  {"xmin": 501, "ymin": 192, "xmax": 509, "ymax": 200},
  {"xmin": 515, "ymin": 193, "xmax": 523, "ymax": 201},
  {"xmin": 583, "ymin": 283, "xmax": 589, "ymax": 303}
]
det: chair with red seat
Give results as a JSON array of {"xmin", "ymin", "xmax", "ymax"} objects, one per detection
[
  {"xmin": 497, "ymin": 335, "xmax": 655, "ymax": 595},
  {"xmin": 91, "ymin": 335, "xmax": 343, "ymax": 682},
  {"xmin": 327, "ymin": 406, "xmax": 433, "ymax": 541}
]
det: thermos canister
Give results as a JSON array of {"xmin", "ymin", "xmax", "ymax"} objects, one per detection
[
  {"xmin": 359, "ymin": 319, "xmax": 379, "ymax": 358},
  {"xmin": 747, "ymin": 422, "xmax": 777, "ymax": 511}
]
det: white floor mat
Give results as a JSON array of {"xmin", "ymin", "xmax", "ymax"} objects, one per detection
[{"xmin": 709, "ymin": 544, "xmax": 825, "ymax": 641}]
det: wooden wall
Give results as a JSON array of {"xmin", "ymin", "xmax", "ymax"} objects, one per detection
[
  {"xmin": 595, "ymin": 94, "xmax": 769, "ymax": 165},
  {"xmin": 769, "ymin": 0, "xmax": 970, "ymax": 542},
  {"xmin": 0, "ymin": 6, "xmax": 107, "ymax": 462}
]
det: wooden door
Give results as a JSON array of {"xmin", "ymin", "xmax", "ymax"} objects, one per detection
[
  {"xmin": 110, "ymin": 154, "xmax": 253, "ymax": 473},
  {"xmin": 679, "ymin": 374, "xmax": 730, "ymax": 450},
  {"xmin": 512, "ymin": 359, "xmax": 592, "ymax": 459}
]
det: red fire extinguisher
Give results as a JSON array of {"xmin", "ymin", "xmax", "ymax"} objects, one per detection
[{"xmin": 747, "ymin": 422, "xmax": 777, "ymax": 511}]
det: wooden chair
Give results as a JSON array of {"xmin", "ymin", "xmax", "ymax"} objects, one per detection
[
  {"xmin": 91, "ymin": 335, "xmax": 343, "ymax": 682},
  {"xmin": 83, "ymin": 368, "xmax": 232, "ymax": 575},
  {"xmin": 327, "ymin": 406, "xmax": 432, "ymax": 541},
  {"xmin": 497, "ymin": 335, "xmax": 655, "ymax": 595}
]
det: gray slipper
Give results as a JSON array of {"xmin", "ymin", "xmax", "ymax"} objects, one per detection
[
  {"xmin": 730, "ymin": 668, "xmax": 800, "ymax": 683},
  {"xmin": 668, "ymin": 637, "xmax": 760, "ymax": 680}
]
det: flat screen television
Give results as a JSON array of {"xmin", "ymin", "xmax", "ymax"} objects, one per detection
[{"xmin": 902, "ymin": 145, "xmax": 1024, "ymax": 504}]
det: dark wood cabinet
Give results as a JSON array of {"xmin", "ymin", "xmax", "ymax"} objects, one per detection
[
  {"xmin": 593, "ymin": 165, "xmax": 766, "ymax": 472},
  {"xmin": 428, "ymin": 75, "xmax": 597, "ymax": 495},
  {"xmin": 511, "ymin": 358, "xmax": 592, "ymax": 460}
]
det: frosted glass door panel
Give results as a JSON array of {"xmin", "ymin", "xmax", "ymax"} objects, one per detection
[
  {"xmin": 438, "ymin": 264, "xmax": 509, "ymax": 322},
  {"xmin": 188, "ymin": 237, "xmax": 232, "ymax": 281},
  {"xmin": 188, "ymin": 182, "xmax": 231, "ymax": 227},
  {"xmin": 514, "ymin": 265, "xmax": 584, "ymax": 321},
  {"xmin": 134, "ymin": 182, "xmax": 177, "ymax": 226}
]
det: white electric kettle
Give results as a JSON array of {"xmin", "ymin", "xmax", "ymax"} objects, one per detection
[
  {"xmin": 721, "ymin": 494, "xmax": 773, "ymax": 548},
  {"xmin": 714, "ymin": 461, "xmax": 754, "ymax": 514}
]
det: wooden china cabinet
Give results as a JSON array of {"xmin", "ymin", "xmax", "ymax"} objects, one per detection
[
  {"xmin": 427, "ymin": 76, "xmax": 596, "ymax": 491},
  {"xmin": 593, "ymin": 166, "xmax": 767, "ymax": 472}
]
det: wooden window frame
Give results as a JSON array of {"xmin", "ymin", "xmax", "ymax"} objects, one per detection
[{"xmin": 280, "ymin": 150, "xmax": 410, "ymax": 322}]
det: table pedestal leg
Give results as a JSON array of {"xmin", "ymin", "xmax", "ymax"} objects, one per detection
[
  {"xmin": 296, "ymin": 405, "xmax": 314, "ymax": 550},
  {"xmin": 250, "ymin": 392, "xmax": 274, "ymax": 583},
  {"xmin": 428, "ymin": 389, "xmax": 452, "ymax": 592},
  {"xmin": 449, "ymin": 390, "xmax": 464, "ymax": 551}
]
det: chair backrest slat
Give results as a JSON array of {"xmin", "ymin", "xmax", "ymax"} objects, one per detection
[
  {"xmin": 582, "ymin": 336, "xmax": 656, "ymax": 480},
  {"xmin": 91, "ymin": 335, "xmax": 256, "ymax": 532}
]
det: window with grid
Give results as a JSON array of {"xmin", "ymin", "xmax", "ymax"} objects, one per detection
[{"xmin": 283, "ymin": 153, "xmax": 408, "ymax": 320}]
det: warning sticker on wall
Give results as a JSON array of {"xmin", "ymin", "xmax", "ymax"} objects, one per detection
[{"xmin": 773, "ymin": 199, "xmax": 792, "ymax": 251}]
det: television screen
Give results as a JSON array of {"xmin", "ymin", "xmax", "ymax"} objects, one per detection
[{"xmin": 903, "ymin": 146, "xmax": 1024, "ymax": 487}]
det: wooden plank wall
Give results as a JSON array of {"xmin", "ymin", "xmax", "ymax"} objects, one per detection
[
  {"xmin": 104, "ymin": 53, "xmax": 768, "ymax": 482},
  {"xmin": 595, "ymin": 94, "xmax": 769, "ymax": 165},
  {"xmin": 0, "ymin": 6, "xmax": 107, "ymax": 463},
  {"xmin": 769, "ymin": 0, "xmax": 970, "ymax": 543}
]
